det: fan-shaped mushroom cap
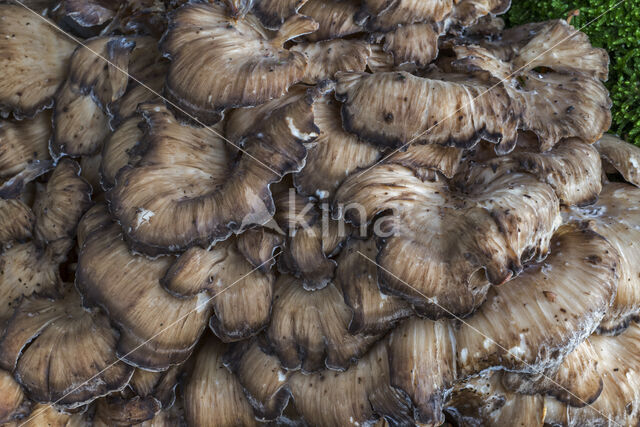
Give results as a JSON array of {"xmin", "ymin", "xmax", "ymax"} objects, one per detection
[
  {"xmin": 452, "ymin": 224, "xmax": 617, "ymax": 375},
  {"xmin": 501, "ymin": 336, "xmax": 603, "ymax": 407},
  {"xmin": 129, "ymin": 364, "xmax": 182, "ymax": 409},
  {"xmin": 108, "ymin": 37, "xmax": 168, "ymax": 126},
  {"xmin": 334, "ymin": 161, "xmax": 561, "ymax": 317},
  {"xmin": 251, "ymin": 0, "xmax": 310, "ymax": 30},
  {"xmin": 55, "ymin": 0, "xmax": 120, "ymax": 37},
  {"xmin": 447, "ymin": 322, "xmax": 640, "ymax": 426},
  {"xmin": 335, "ymin": 71, "xmax": 519, "ymax": 153},
  {"xmin": 293, "ymin": 93, "xmax": 380, "ymax": 200},
  {"xmin": 445, "ymin": 371, "xmax": 545, "ymax": 426},
  {"xmin": 4, "ymin": 403, "xmax": 87, "ymax": 427},
  {"xmin": 161, "ymin": 3, "xmax": 318, "ymax": 124},
  {"xmin": 76, "ymin": 220, "xmax": 210, "ymax": 370},
  {"xmin": 91, "ymin": 394, "xmax": 161, "ymax": 427},
  {"xmin": 236, "ymin": 228, "xmax": 284, "ymax": 272},
  {"xmin": 299, "ymin": 0, "xmax": 362, "ymax": 41},
  {"xmin": 162, "ymin": 235, "xmax": 276, "ymax": 342},
  {"xmin": 291, "ymin": 39, "xmax": 370, "ymax": 85},
  {"xmin": 108, "ymin": 96, "xmax": 316, "ymax": 256},
  {"xmin": 0, "ymin": 5, "xmax": 76, "ymax": 118},
  {"xmin": 0, "ymin": 111, "xmax": 51, "ymax": 180},
  {"xmin": 386, "ymin": 143, "xmax": 463, "ymax": 179},
  {"xmin": 229, "ymin": 339, "xmax": 412, "ymax": 425},
  {"xmin": 67, "ymin": 36, "xmax": 133, "ymax": 109},
  {"xmin": 0, "ymin": 289, "xmax": 134, "ymax": 408},
  {"xmin": 454, "ymin": 20, "xmax": 610, "ymax": 150},
  {"xmin": 183, "ymin": 334, "xmax": 259, "ymax": 426},
  {"xmin": 267, "ymin": 274, "xmax": 380, "ymax": 372},
  {"xmin": 544, "ymin": 322, "xmax": 640, "ymax": 426},
  {"xmin": 459, "ymin": 137, "xmax": 603, "ymax": 207},
  {"xmin": 0, "ymin": 369, "xmax": 28, "ymax": 424},
  {"xmin": 569, "ymin": 183, "xmax": 640, "ymax": 334},
  {"xmin": 0, "ymin": 199, "xmax": 34, "ymax": 246},
  {"xmin": 335, "ymin": 238, "xmax": 411, "ymax": 335},
  {"xmin": 100, "ymin": 116, "xmax": 143, "ymax": 190},
  {"xmin": 51, "ymin": 82, "xmax": 110, "ymax": 159},
  {"xmin": 0, "ymin": 159, "xmax": 90, "ymax": 322},
  {"xmin": 32, "ymin": 159, "xmax": 92, "ymax": 246},
  {"xmin": 357, "ymin": 0, "xmax": 453, "ymax": 32},
  {"xmin": 595, "ymin": 133, "xmax": 640, "ymax": 187},
  {"xmin": 450, "ymin": 0, "xmax": 511, "ymax": 27},
  {"xmin": 379, "ymin": 23, "xmax": 441, "ymax": 67}
]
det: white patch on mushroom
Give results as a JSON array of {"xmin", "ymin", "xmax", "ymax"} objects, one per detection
[
  {"xmin": 196, "ymin": 293, "xmax": 209, "ymax": 313},
  {"xmin": 277, "ymin": 371, "xmax": 287, "ymax": 382},
  {"xmin": 315, "ymin": 189, "xmax": 329, "ymax": 199},
  {"xmin": 483, "ymin": 338, "xmax": 492, "ymax": 350},
  {"xmin": 508, "ymin": 334, "xmax": 528, "ymax": 358},
  {"xmin": 630, "ymin": 157, "xmax": 639, "ymax": 171},
  {"xmin": 286, "ymin": 117, "xmax": 317, "ymax": 141},
  {"xmin": 460, "ymin": 348, "xmax": 468, "ymax": 364},
  {"xmin": 135, "ymin": 208, "xmax": 155, "ymax": 229}
]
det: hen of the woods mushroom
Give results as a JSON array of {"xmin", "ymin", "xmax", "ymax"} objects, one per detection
[{"xmin": 0, "ymin": 0, "xmax": 638, "ymax": 425}]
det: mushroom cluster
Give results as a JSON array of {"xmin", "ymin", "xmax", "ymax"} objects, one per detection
[{"xmin": 0, "ymin": 0, "xmax": 638, "ymax": 425}]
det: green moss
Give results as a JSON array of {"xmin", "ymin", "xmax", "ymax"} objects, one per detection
[{"xmin": 506, "ymin": 1, "xmax": 640, "ymax": 145}]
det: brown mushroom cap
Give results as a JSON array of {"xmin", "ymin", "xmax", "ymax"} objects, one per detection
[
  {"xmin": 183, "ymin": 334, "xmax": 259, "ymax": 426},
  {"xmin": 334, "ymin": 161, "xmax": 561, "ymax": 317},
  {"xmin": 4, "ymin": 402, "xmax": 87, "ymax": 427},
  {"xmin": 290, "ymin": 39, "xmax": 370, "ymax": 85},
  {"xmin": 335, "ymin": 71, "xmax": 519, "ymax": 153},
  {"xmin": 386, "ymin": 143, "xmax": 463, "ymax": 179},
  {"xmin": 501, "ymin": 336, "xmax": 603, "ymax": 407},
  {"xmin": 379, "ymin": 22, "xmax": 441, "ymax": 67},
  {"xmin": 76, "ymin": 217, "xmax": 209, "ymax": 370},
  {"xmin": 161, "ymin": 3, "xmax": 317, "ymax": 124},
  {"xmin": 100, "ymin": 116, "xmax": 143, "ymax": 190},
  {"xmin": 0, "ymin": 369, "xmax": 29, "ymax": 424},
  {"xmin": 569, "ymin": 183, "xmax": 640, "ymax": 334},
  {"xmin": 162, "ymin": 235, "xmax": 276, "ymax": 342},
  {"xmin": 0, "ymin": 199, "xmax": 34, "ymax": 246},
  {"xmin": 544, "ymin": 322, "xmax": 640, "ymax": 426},
  {"xmin": 293, "ymin": 93, "xmax": 380, "ymax": 200},
  {"xmin": 267, "ymin": 274, "xmax": 381, "ymax": 372},
  {"xmin": 299, "ymin": 0, "xmax": 363, "ymax": 42},
  {"xmin": 454, "ymin": 20, "xmax": 611, "ymax": 150},
  {"xmin": 595, "ymin": 133, "xmax": 640, "ymax": 187},
  {"xmin": 251, "ymin": 0, "xmax": 310, "ymax": 30},
  {"xmin": 0, "ymin": 289, "xmax": 134, "ymax": 408},
  {"xmin": 0, "ymin": 111, "xmax": 51, "ymax": 180},
  {"xmin": 228, "ymin": 338, "xmax": 413, "ymax": 425},
  {"xmin": 108, "ymin": 96, "xmax": 316, "ymax": 256},
  {"xmin": 0, "ymin": 4, "xmax": 76, "ymax": 118},
  {"xmin": 357, "ymin": 0, "xmax": 454, "ymax": 32},
  {"xmin": 91, "ymin": 394, "xmax": 161, "ymax": 427},
  {"xmin": 0, "ymin": 159, "xmax": 90, "ymax": 323},
  {"xmin": 128, "ymin": 364, "xmax": 183, "ymax": 409},
  {"xmin": 335, "ymin": 238, "xmax": 411, "ymax": 335},
  {"xmin": 55, "ymin": 0, "xmax": 120, "ymax": 37},
  {"xmin": 458, "ymin": 136, "xmax": 603, "ymax": 207},
  {"xmin": 447, "ymin": 322, "xmax": 640, "ymax": 426}
]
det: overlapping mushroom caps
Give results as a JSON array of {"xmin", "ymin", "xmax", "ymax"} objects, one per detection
[
  {"xmin": 108, "ymin": 90, "xmax": 317, "ymax": 256},
  {"xmin": 3, "ymin": 0, "xmax": 640, "ymax": 425},
  {"xmin": 161, "ymin": 2, "xmax": 318, "ymax": 124},
  {"xmin": 446, "ymin": 322, "xmax": 640, "ymax": 426},
  {"xmin": 230, "ymin": 223, "xmax": 619, "ymax": 425}
]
